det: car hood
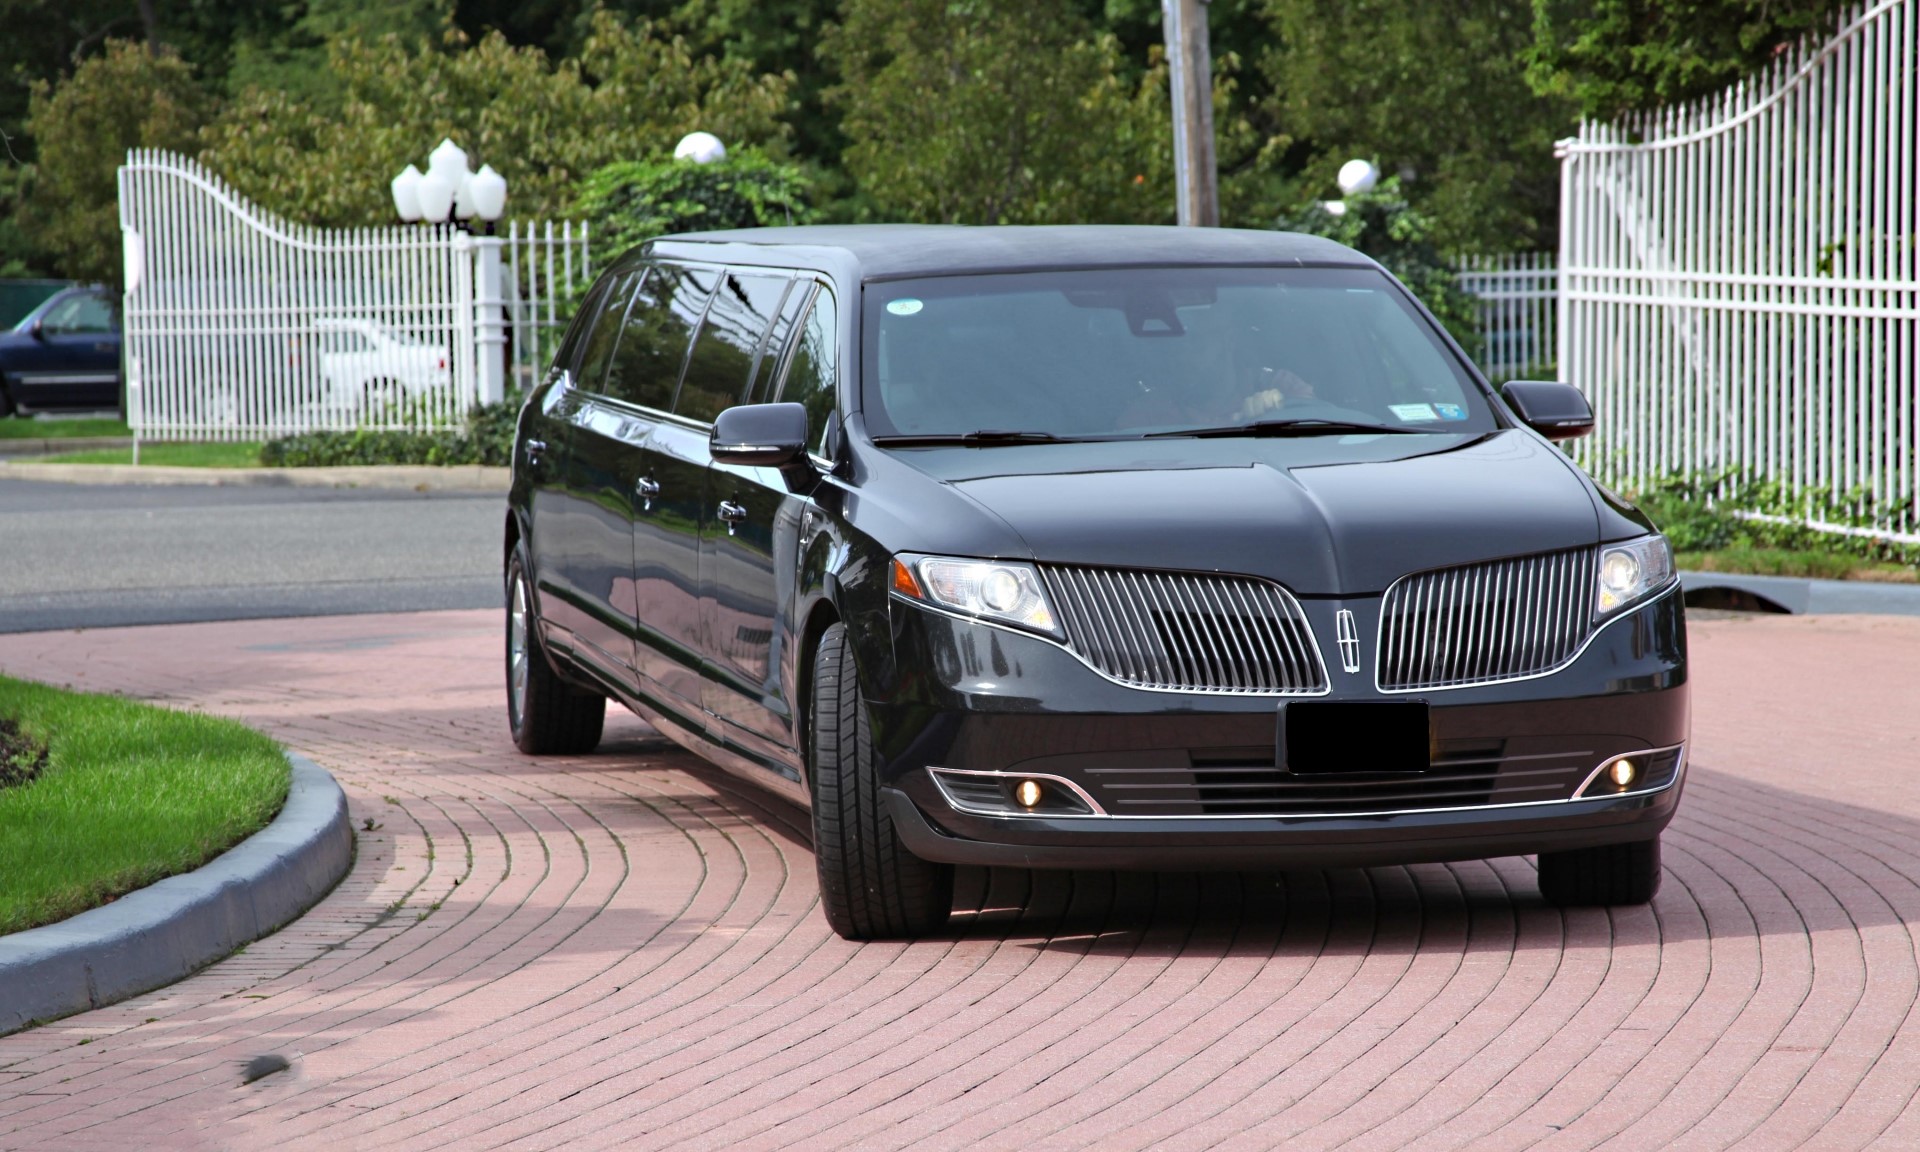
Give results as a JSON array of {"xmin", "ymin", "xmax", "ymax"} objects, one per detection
[{"xmin": 907, "ymin": 430, "xmax": 1602, "ymax": 595}]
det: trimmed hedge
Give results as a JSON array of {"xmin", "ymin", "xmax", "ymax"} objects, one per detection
[{"xmin": 260, "ymin": 392, "xmax": 521, "ymax": 468}]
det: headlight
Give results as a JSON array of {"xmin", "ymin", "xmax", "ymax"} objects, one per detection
[
  {"xmin": 1595, "ymin": 534, "xmax": 1675, "ymax": 620},
  {"xmin": 891, "ymin": 553, "xmax": 1059, "ymax": 635}
]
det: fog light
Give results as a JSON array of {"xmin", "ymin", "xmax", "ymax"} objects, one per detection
[
  {"xmin": 1609, "ymin": 759, "xmax": 1638, "ymax": 787},
  {"xmin": 1014, "ymin": 779, "xmax": 1044, "ymax": 808}
]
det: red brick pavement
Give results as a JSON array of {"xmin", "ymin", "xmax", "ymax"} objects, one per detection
[{"xmin": 1, "ymin": 609, "xmax": 1918, "ymax": 1150}]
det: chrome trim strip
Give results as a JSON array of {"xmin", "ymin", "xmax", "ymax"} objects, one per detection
[
  {"xmin": 1373, "ymin": 580, "xmax": 1681, "ymax": 695},
  {"xmin": 892, "ymin": 594, "xmax": 1333, "ymax": 698},
  {"xmin": 922, "ymin": 758, "xmax": 1687, "ymax": 821},
  {"xmin": 928, "ymin": 767, "xmax": 1109, "ymax": 817},
  {"xmin": 1572, "ymin": 742, "xmax": 1687, "ymax": 798}
]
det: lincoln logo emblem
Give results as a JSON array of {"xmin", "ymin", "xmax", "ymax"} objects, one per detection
[{"xmin": 1336, "ymin": 609, "xmax": 1361, "ymax": 673}]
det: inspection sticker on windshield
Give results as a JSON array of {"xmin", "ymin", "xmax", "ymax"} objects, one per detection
[
  {"xmin": 1389, "ymin": 403, "xmax": 1439, "ymax": 422},
  {"xmin": 887, "ymin": 298, "xmax": 924, "ymax": 316},
  {"xmin": 1433, "ymin": 403, "xmax": 1468, "ymax": 421}
]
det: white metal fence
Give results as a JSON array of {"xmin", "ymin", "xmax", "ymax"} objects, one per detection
[
  {"xmin": 1558, "ymin": 0, "xmax": 1919, "ymax": 539},
  {"xmin": 1455, "ymin": 252, "xmax": 1558, "ymax": 383},
  {"xmin": 118, "ymin": 150, "xmax": 589, "ymax": 443}
]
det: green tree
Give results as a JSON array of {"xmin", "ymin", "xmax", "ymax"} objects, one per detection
[
  {"xmin": 199, "ymin": 12, "xmax": 793, "ymax": 227},
  {"xmin": 1526, "ymin": 0, "xmax": 1850, "ymax": 121},
  {"xmin": 1259, "ymin": 0, "xmax": 1574, "ymax": 253},
  {"xmin": 821, "ymin": 0, "xmax": 1175, "ymax": 225},
  {"xmin": 22, "ymin": 39, "xmax": 210, "ymax": 285},
  {"xmin": 1276, "ymin": 179, "xmax": 1483, "ymax": 354}
]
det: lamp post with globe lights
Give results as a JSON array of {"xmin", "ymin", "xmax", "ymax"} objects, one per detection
[
  {"xmin": 389, "ymin": 139, "xmax": 510, "ymax": 405},
  {"xmin": 1320, "ymin": 159, "xmax": 1381, "ymax": 218}
]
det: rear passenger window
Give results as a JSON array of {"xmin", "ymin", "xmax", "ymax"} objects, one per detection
[
  {"xmin": 573, "ymin": 270, "xmax": 640, "ymax": 394},
  {"xmin": 676, "ymin": 271, "xmax": 791, "ymax": 423},
  {"xmin": 777, "ymin": 286, "xmax": 838, "ymax": 455},
  {"xmin": 603, "ymin": 264, "xmax": 713, "ymax": 411},
  {"xmin": 748, "ymin": 282, "xmax": 809, "ymax": 405}
]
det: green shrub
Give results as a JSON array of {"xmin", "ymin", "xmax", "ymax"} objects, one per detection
[
  {"xmin": 1626, "ymin": 469, "xmax": 1920, "ymax": 566},
  {"xmin": 261, "ymin": 391, "xmax": 522, "ymax": 467},
  {"xmin": 574, "ymin": 150, "xmax": 813, "ymax": 269}
]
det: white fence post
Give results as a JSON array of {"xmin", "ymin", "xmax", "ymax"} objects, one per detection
[
  {"xmin": 116, "ymin": 150, "xmax": 591, "ymax": 441},
  {"xmin": 1556, "ymin": 0, "xmax": 1920, "ymax": 540}
]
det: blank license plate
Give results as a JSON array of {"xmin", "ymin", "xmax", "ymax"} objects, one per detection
[{"xmin": 1282, "ymin": 701, "xmax": 1431, "ymax": 774}]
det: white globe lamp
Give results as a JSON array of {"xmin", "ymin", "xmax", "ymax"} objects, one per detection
[
  {"xmin": 469, "ymin": 165, "xmax": 508, "ymax": 223},
  {"xmin": 1337, "ymin": 159, "xmax": 1380, "ymax": 197},
  {"xmin": 674, "ymin": 131, "xmax": 727, "ymax": 165},
  {"xmin": 390, "ymin": 164, "xmax": 424, "ymax": 222}
]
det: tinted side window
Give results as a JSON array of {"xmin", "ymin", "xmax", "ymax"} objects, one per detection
[
  {"xmin": 776, "ymin": 285, "xmax": 839, "ymax": 455},
  {"xmin": 552, "ymin": 275, "xmax": 613, "ymax": 379},
  {"xmin": 675, "ymin": 271, "xmax": 791, "ymax": 423},
  {"xmin": 748, "ymin": 281, "xmax": 809, "ymax": 405},
  {"xmin": 604, "ymin": 264, "xmax": 714, "ymax": 411},
  {"xmin": 574, "ymin": 270, "xmax": 641, "ymax": 393},
  {"xmin": 44, "ymin": 292, "xmax": 117, "ymax": 334}
]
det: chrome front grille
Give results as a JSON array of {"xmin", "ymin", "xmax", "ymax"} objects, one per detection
[
  {"xmin": 1377, "ymin": 547, "xmax": 1597, "ymax": 691},
  {"xmin": 1038, "ymin": 565, "xmax": 1327, "ymax": 695}
]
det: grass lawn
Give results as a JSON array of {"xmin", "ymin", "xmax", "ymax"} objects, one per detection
[
  {"xmin": 1679, "ymin": 548, "xmax": 1918, "ymax": 583},
  {"xmin": 38, "ymin": 441, "xmax": 264, "ymax": 468},
  {"xmin": 0, "ymin": 416, "xmax": 130, "ymax": 439},
  {"xmin": 0, "ymin": 675, "xmax": 289, "ymax": 935}
]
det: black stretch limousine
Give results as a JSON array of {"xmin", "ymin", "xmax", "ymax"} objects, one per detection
[{"xmin": 502, "ymin": 225, "xmax": 1688, "ymax": 939}]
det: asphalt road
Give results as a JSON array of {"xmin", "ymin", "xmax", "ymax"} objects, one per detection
[{"xmin": 0, "ymin": 479, "xmax": 503, "ymax": 633}]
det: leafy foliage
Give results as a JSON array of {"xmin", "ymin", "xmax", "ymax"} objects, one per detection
[
  {"xmin": 260, "ymin": 391, "xmax": 524, "ymax": 467},
  {"xmin": 1261, "ymin": 0, "xmax": 1573, "ymax": 253},
  {"xmin": 1526, "ymin": 0, "xmax": 1851, "ymax": 121},
  {"xmin": 22, "ymin": 40, "xmax": 210, "ymax": 285},
  {"xmin": 575, "ymin": 151, "xmax": 812, "ymax": 266},
  {"xmin": 820, "ymin": 0, "xmax": 1175, "ymax": 225},
  {"xmin": 1627, "ymin": 469, "xmax": 1920, "ymax": 566},
  {"xmin": 1275, "ymin": 179, "xmax": 1483, "ymax": 355},
  {"xmin": 199, "ymin": 13, "xmax": 793, "ymax": 227}
]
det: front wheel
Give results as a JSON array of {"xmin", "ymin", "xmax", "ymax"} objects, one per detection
[
  {"xmin": 506, "ymin": 551, "xmax": 605, "ymax": 755},
  {"xmin": 809, "ymin": 622, "xmax": 952, "ymax": 940},
  {"xmin": 1537, "ymin": 837, "xmax": 1661, "ymax": 906}
]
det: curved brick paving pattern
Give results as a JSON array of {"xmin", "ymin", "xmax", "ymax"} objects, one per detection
[{"xmin": 1, "ymin": 609, "xmax": 1917, "ymax": 1150}]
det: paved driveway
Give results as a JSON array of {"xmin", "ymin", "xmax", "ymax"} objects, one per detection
[
  {"xmin": 0, "ymin": 479, "xmax": 500, "ymax": 633},
  {"xmin": 1, "ymin": 610, "xmax": 1918, "ymax": 1149}
]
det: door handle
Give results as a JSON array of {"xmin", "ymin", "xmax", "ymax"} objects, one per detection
[
  {"xmin": 636, "ymin": 476, "xmax": 661, "ymax": 511},
  {"xmin": 523, "ymin": 439, "xmax": 547, "ymax": 474},
  {"xmin": 717, "ymin": 500, "xmax": 748, "ymax": 535}
]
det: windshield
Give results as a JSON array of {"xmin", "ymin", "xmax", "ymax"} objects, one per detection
[{"xmin": 860, "ymin": 266, "xmax": 1494, "ymax": 441}]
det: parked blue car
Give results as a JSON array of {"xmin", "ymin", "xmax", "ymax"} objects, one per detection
[{"xmin": 0, "ymin": 285, "xmax": 122, "ymax": 415}]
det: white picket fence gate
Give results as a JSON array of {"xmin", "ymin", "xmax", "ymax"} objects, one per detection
[
  {"xmin": 1455, "ymin": 252, "xmax": 1559, "ymax": 382},
  {"xmin": 1558, "ymin": 0, "xmax": 1920, "ymax": 539},
  {"xmin": 118, "ymin": 150, "xmax": 589, "ymax": 444}
]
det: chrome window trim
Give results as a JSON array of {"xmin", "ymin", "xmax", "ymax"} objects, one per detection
[
  {"xmin": 922, "ymin": 747, "xmax": 1687, "ymax": 821},
  {"xmin": 890, "ymin": 592, "xmax": 1333, "ymax": 699},
  {"xmin": 1372, "ymin": 579, "xmax": 1681, "ymax": 695},
  {"xmin": 929, "ymin": 767, "xmax": 1109, "ymax": 816}
]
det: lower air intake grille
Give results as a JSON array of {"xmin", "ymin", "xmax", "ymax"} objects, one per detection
[
  {"xmin": 1377, "ymin": 547, "xmax": 1597, "ymax": 691},
  {"xmin": 1038, "ymin": 565, "xmax": 1326, "ymax": 695}
]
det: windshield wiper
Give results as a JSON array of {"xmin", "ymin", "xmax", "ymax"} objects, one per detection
[
  {"xmin": 1144, "ymin": 418, "xmax": 1432, "ymax": 439},
  {"xmin": 871, "ymin": 430, "xmax": 1080, "ymax": 447}
]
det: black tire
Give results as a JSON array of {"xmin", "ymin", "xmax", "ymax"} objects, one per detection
[
  {"xmin": 506, "ymin": 550, "xmax": 605, "ymax": 755},
  {"xmin": 809, "ymin": 622, "xmax": 953, "ymax": 940},
  {"xmin": 1538, "ymin": 837, "xmax": 1662, "ymax": 906}
]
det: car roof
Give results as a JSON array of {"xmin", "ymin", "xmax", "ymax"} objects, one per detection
[{"xmin": 645, "ymin": 224, "xmax": 1374, "ymax": 282}]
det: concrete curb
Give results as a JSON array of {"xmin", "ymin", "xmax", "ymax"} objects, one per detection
[
  {"xmin": 0, "ymin": 753, "xmax": 352, "ymax": 1036},
  {"xmin": 1680, "ymin": 569, "xmax": 1920, "ymax": 615},
  {"xmin": 0, "ymin": 460, "xmax": 509, "ymax": 492}
]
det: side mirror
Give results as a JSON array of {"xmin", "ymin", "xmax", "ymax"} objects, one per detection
[
  {"xmin": 710, "ymin": 402, "xmax": 810, "ymax": 468},
  {"xmin": 27, "ymin": 320, "xmax": 45, "ymax": 341},
  {"xmin": 1501, "ymin": 380, "xmax": 1594, "ymax": 441}
]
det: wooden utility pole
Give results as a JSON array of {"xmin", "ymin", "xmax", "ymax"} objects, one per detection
[{"xmin": 1162, "ymin": 0, "xmax": 1218, "ymax": 226}]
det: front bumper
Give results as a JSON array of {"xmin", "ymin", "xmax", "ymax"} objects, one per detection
[{"xmin": 870, "ymin": 584, "xmax": 1689, "ymax": 870}]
